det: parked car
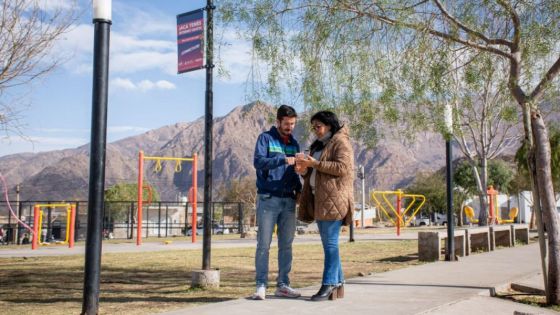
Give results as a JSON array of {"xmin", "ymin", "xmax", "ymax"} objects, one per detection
[
  {"xmin": 187, "ymin": 225, "xmax": 230, "ymax": 235},
  {"xmin": 186, "ymin": 227, "xmax": 203, "ymax": 236},
  {"xmin": 213, "ymin": 224, "xmax": 230, "ymax": 235},
  {"xmin": 433, "ymin": 212, "xmax": 457, "ymax": 226},
  {"xmin": 410, "ymin": 216, "xmax": 431, "ymax": 227}
]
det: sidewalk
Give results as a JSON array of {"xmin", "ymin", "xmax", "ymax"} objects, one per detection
[
  {"xmin": 160, "ymin": 243, "xmax": 556, "ymax": 315},
  {"xmin": 0, "ymin": 232, "xmax": 418, "ymax": 258}
]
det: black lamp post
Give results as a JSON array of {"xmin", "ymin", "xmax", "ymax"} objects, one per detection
[
  {"xmin": 82, "ymin": 1, "xmax": 111, "ymax": 314},
  {"xmin": 202, "ymin": 0, "xmax": 215, "ymax": 271},
  {"xmin": 444, "ymin": 104, "xmax": 456, "ymax": 262}
]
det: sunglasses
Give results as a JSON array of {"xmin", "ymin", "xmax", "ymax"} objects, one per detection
[{"xmin": 311, "ymin": 124, "xmax": 325, "ymax": 131}]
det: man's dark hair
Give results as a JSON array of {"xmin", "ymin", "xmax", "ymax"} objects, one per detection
[
  {"xmin": 276, "ymin": 104, "xmax": 298, "ymax": 121},
  {"xmin": 310, "ymin": 110, "xmax": 341, "ymax": 134}
]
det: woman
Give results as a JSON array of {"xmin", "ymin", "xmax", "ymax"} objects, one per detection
[{"xmin": 295, "ymin": 110, "xmax": 354, "ymax": 301}]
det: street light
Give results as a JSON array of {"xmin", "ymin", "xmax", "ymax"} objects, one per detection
[
  {"xmin": 82, "ymin": 1, "xmax": 111, "ymax": 314},
  {"xmin": 444, "ymin": 104, "xmax": 456, "ymax": 261}
]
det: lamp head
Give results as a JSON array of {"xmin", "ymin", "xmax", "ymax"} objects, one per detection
[{"xmin": 93, "ymin": 0, "xmax": 112, "ymax": 21}]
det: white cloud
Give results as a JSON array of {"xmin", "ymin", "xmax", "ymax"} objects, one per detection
[
  {"xmin": 215, "ymin": 30, "xmax": 257, "ymax": 84},
  {"xmin": 37, "ymin": 0, "xmax": 75, "ymax": 12},
  {"xmin": 108, "ymin": 126, "xmax": 149, "ymax": 133},
  {"xmin": 112, "ymin": 2, "xmax": 175, "ymax": 37},
  {"xmin": 111, "ymin": 77, "xmax": 136, "ymax": 91},
  {"xmin": 154, "ymin": 80, "xmax": 175, "ymax": 90},
  {"xmin": 110, "ymin": 77, "xmax": 176, "ymax": 92},
  {"xmin": 48, "ymin": 5, "xmax": 254, "ymax": 81},
  {"xmin": 0, "ymin": 135, "xmax": 88, "ymax": 156},
  {"xmin": 111, "ymin": 33, "xmax": 174, "ymax": 54},
  {"xmin": 111, "ymin": 51, "xmax": 176, "ymax": 74},
  {"xmin": 32, "ymin": 127, "xmax": 89, "ymax": 133}
]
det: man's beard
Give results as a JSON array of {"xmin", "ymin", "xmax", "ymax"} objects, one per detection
[{"xmin": 279, "ymin": 128, "xmax": 292, "ymax": 136}]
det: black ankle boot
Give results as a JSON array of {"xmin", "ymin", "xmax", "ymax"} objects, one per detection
[{"xmin": 310, "ymin": 285, "xmax": 337, "ymax": 301}]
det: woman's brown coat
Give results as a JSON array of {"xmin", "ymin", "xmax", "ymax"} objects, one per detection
[{"xmin": 297, "ymin": 126, "xmax": 354, "ymax": 225}]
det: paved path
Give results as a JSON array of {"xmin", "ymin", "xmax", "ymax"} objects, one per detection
[
  {"xmin": 0, "ymin": 232, "xmax": 417, "ymax": 258},
  {"xmin": 160, "ymin": 243, "xmax": 556, "ymax": 315}
]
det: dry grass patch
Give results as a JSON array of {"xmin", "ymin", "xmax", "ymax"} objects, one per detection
[
  {"xmin": 0, "ymin": 239, "xmax": 419, "ymax": 314},
  {"xmin": 496, "ymin": 288, "xmax": 560, "ymax": 313}
]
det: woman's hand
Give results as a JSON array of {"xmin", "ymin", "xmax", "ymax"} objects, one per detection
[{"xmin": 297, "ymin": 155, "xmax": 318, "ymax": 169}]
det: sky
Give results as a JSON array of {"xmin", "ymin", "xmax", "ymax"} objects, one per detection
[{"xmin": 0, "ymin": 0, "xmax": 257, "ymax": 157}]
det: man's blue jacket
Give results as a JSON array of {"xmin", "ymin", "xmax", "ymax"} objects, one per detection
[{"xmin": 253, "ymin": 126, "xmax": 302, "ymax": 198}]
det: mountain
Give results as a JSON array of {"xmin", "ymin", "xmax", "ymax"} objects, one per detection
[{"xmin": 1, "ymin": 101, "xmax": 454, "ymax": 201}]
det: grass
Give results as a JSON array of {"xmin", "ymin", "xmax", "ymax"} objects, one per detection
[
  {"xmin": 496, "ymin": 288, "xmax": 560, "ymax": 313},
  {"xmin": 0, "ymin": 239, "xmax": 420, "ymax": 314}
]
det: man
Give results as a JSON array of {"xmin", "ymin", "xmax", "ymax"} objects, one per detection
[{"xmin": 252, "ymin": 105, "xmax": 302, "ymax": 300}]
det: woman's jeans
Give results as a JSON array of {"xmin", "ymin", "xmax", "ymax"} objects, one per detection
[
  {"xmin": 255, "ymin": 194, "xmax": 296, "ymax": 288},
  {"xmin": 317, "ymin": 220, "xmax": 344, "ymax": 285}
]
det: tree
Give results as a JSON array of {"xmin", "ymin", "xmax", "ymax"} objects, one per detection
[
  {"xmin": 105, "ymin": 183, "xmax": 160, "ymax": 222},
  {"xmin": 455, "ymin": 159, "xmax": 514, "ymax": 194},
  {"xmin": 433, "ymin": 53, "xmax": 520, "ymax": 226},
  {"xmin": 219, "ymin": 0, "xmax": 560, "ymax": 303},
  {"xmin": 0, "ymin": 0, "xmax": 78, "ymax": 137},
  {"xmin": 407, "ymin": 171, "xmax": 467, "ymax": 225},
  {"xmin": 516, "ymin": 125, "xmax": 560, "ymax": 194},
  {"xmin": 216, "ymin": 177, "xmax": 257, "ymax": 226}
]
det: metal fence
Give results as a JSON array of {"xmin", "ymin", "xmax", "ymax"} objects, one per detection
[{"xmin": 0, "ymin": 200, "xmax": 246, "ymax": 245}]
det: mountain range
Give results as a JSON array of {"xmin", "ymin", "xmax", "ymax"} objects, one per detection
[{"xmin": 1, "ymin": 102, "xmax": 467, "ymax": 201}]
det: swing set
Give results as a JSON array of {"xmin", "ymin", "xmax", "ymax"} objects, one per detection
[
  {"xmin": 32, "ymin": 203, "xmax": 76, "ymax": 250},
  {"xmin": 137, "ymin": 151, "xmax": 198, "ymax": 245},
  {"xmin": 371, "ymin": 190, "xmax": 426, "ymax": 236}
]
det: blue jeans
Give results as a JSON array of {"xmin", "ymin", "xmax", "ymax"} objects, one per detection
[
  {"xmin": 255, "ymin": 194, "xmax": 296, "ymax": 287},
  {"xmin": 317, "ymin": 220, "xmax": 344, "ymax": 285}
]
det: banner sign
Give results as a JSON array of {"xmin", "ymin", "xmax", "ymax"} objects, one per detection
[{"xmin": 177, "ymin": 10, "xmax": 204, "ymax": 73}]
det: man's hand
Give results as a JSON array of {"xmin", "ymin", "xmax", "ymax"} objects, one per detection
[
  {"xmin": 285, "ymin": 157, "xmax": 296, "ymax": 165},
  {"xmin": 294, "ymin": 163, "xmax": 307, "ymax": 174}
]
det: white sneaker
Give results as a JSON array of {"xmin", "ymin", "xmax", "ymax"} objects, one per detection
[
  {"xmin": 252, "ymin": 286, "xmax": 266, "ymax": 300},
  {"xmin": 274, "ymin": 285, "xmax": 301, "ymax": 298}
]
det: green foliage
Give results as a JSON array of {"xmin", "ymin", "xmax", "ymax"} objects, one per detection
[
  {"xmin": 515, "ymin": 125, "xmax": 560, "ymax": 192},
  {"xmin": 217, "ymin": 0, "xmax": 560, "ymax": 149},
  {"xmin": 406, "ymin": 172, "xmax": 465, "ymax": 215},
  {"xmin": 454, "ymin": 159, "xmax": 515, "ymax": 195},
  {"xmin": 105, "ymin": 183, "xmax": 160, "ymax": 221}
]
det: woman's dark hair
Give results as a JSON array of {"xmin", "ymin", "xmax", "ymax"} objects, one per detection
[
  {"xmin": 310, "ymin": 110, "xmax": 341, "ymax": 134},
  {"xmin": 309, "ymin": 110, "xmax": 342, "ymax": 153}
]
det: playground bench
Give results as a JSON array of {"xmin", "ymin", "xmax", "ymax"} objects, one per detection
[
  {"xmin": 464, "ymin": 226, "xmax": 491, "ymax": 255},
  {"xmin": 418, "ymin": 230, "xmax": 466, "ymax": 262},
  {"xmin": 489, "ymin": 225, "xmax": 513, "ymax": 250},
  {"xmin": 419, "ymin": 224, "xmax": 530, "ymax": 261},
  {"xmin": 510, "ymin": 224, "xmax": 530, "ymax": 246}
]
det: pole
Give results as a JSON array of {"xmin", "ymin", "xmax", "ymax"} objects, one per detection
[
  {"xmin": 15, "ymin": 185, "xmax": 20, "ymax": 244},
  {"xmin": 137, "ymin": 151, "xmax": 144, "ymax": 245},
  {"xmin": 445, "ymin": 139, "xmax": 456, "ymax": 261},
  {"xmin": 396, "ymin": 191, "xmax": 402, "ymax": 236},
  {"xmin": 82, "ymin": 1, "xmax": 111, "ymax": 313},
  {"xmin": 361, "ymin": 165, "xmax": 365, "ymax": 228},
  {"xmin": 46, "ymin": 206, "xmax": 52, "ymax": 242},
  {"xmin": 192, "ymin": 153, "xmax": 198, "ymax": 243},
  {"xmin": 202, "ymin": 0, "xmax": 215, "ymax": 270},
  {"xmin": 32, "ymin": 206, "xmax": 40, "ymax": 250},
  {"xmin": 69, "ymin": 205, "xmax": 76, "ymax": 248}
]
